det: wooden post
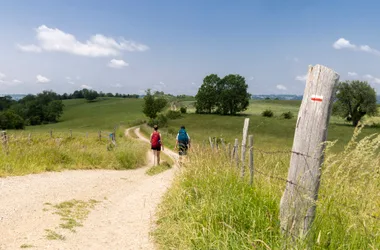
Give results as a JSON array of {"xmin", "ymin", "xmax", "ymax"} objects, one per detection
[
  {"xmin": 228, "ymin": 143, "xmax": 231, "ymax": 158},
  {"xmin": 248, "ymin": 135, "xmax": 254, "ymax": 185},
  {"xmin": 241, "ymin": 118, "xmax": 250, "ymax": 178},
  {"xmin": 98, "ymin": 131, "xmax": 102, "ymax": 140},
  {"xmin": 234, "ymin": 139, "xmax": 239, "ymax": 168},
  {"xmin": 50, "ymin": 130, "xmax": 52, "ymax": 138},
  {"xmin": 1, "ymin": 131, "xmax": 8, "ymax": 154},
  {"xmin": 28, "ymin": 133, "xmax": 31, "ymax": 143},
  {"xmin": 209, "ymin": 137, "xmax": 213, "ymax": 150},
  {"xmin": 280, "ymin": 64, "xmax": 339, "ymax": 238}
]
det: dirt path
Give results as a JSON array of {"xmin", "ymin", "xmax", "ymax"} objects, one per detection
[{"xmin": 0, "ymin": 127, "xmax": 177, "ymax": 250}]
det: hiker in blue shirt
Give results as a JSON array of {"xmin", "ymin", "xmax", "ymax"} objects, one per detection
[{"xmin": 175, "ymin": 125, "xmax": 190, "ymax": 156}]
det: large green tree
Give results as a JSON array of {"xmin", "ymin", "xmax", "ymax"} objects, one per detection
[
  {"xmin": 216, "ymin": 74, "xmax": 250, "ymax": 115},
  {"xmin": 333, "ymin": 80, "xmax": 378, "ymax": 126},
  {"xmin": 195, "ymin": 74, "xmax": 220, "ymax": 113},
  {"xmin": 142, "ymin": 89, "xmax": 168, "ymax": 119},
  {"xmin": 195, "ymin": 74, "xmax": 250, "ymax": 115}
]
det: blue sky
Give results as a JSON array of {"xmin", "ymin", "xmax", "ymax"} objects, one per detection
[{"xmin": 1, "ymin": 0, "xmax": 380, "ymax": 96}]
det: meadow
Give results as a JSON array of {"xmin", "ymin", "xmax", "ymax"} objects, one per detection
[
  {"xmin": 150, "ymin": 99, "xmax": 380, "ymax": 249},
  {"xmin": 2, "ymin": 97, "xmax": 380, "ymax": 248}
]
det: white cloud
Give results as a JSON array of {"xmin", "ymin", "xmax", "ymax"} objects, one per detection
[
  {"xmin": 0, "ymin": 72, "xmax": 5, "ymax": 79},
  {"xmin": 333, "ymin": 38, "xmax": 380, "ymax": 56},
  {"xmin": 17, "ymin": 44, "xmax": 42, "ymax": 53},
  {"xmin": 18, "ymin": 25, "xmax": 149, "ymax": 57},
  {"xmin": 363, "ymin": 74, "xmax": 380, "ymax": 84},
  {"xmin": 65, "ymin": 76, "xmax": 75, "ymax": 84},
  {"xmin": 159, "ymin": 81, "xmax": 165, "ymax": 86},
  {"xmin": 111, "ymin": 83, "xmax": 123, "ymax": 88},
  {"xmin": 36, "ymin": 74, "xmax": 50, "ymax": 83},
  {"xmin": 12, "ymin": 79, "xmax": 22, "ymax": 83},
  {"xmin": 295, "ymin": 74, "xmax": 308, "ymax": 82},
  {"xmin": 276, "ymin": 84, "xmax": 287, "ymax": 90},
  {"xmin": 81, "ymin": 84, "xmax": 92, "ymax": 89},
  {"xmin": 348, "ymin": 72, "xmax": 358, "ymax": 77},
  {"xmin": 248, "ymin": 76, "xmax": 254, "ymax": 81},
  {"xmin": 108, "ymin": 59, "xmax": 129, "ymax": 68},
  {"xmin": 333, "ymin": 38, "xmax": 356, "ymax": 50}
]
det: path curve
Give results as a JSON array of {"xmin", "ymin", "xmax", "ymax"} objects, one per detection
[{"xmin": 0, "ymin": 127, "xmax": 177, "ymax": 250}]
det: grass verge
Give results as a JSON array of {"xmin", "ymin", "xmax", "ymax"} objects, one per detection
[
  {"xmin": 0, "ymin": 127, "xmax": 148, "ymax": 177},
  {"xmin": 153, "ymin": 128, "xmax": 380, "ymax": 249}
]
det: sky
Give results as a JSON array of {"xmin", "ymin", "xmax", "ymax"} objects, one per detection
[{"xmin": 1, "ymin": 0, "xmax": 380, "ymax": 96}]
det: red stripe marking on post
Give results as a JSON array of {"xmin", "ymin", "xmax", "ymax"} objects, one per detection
[{"xmin": 311, "ymin": 97, "xmax": 323, "ymax": 102}]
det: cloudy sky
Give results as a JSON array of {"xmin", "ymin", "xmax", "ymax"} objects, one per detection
[{"xmin": 1, "ymin": 0, "xmax": 380, "ymax": 96}]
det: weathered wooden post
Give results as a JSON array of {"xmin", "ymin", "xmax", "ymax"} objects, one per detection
[
  {"xmin": 50, "ymin": 130, "xmax": 53, "ymax": 138},
  {"xmin": 248, "ymin": 135, "xmax": 254, "ymax": 185},
  {"xmin": 98, "ymin": 131, "xmax": 101, "ymax": 140},
  {"xmin": 209, "ymin": 137, "xmax": 213, "ymax": 150},
  {"xmin": 214, "ymin": 137, "xmax": 218, "ymax": 150},
  {"xmin": 280, "ymin": 64, "xmax": 339, "ymax": 238},
  {"xmin": 28, "ymin": 133, "xmax": 31, "ymax": 143},
  {"xmin": 1, "ymin": 131, "xmax": 7, "ymax": 151},
  {"xmin": 228, "ymin": 143, "xmax": 231, "ymax": 158},
  {"xmin": 241, "ymin": 118, "xmax": 250, "ymax": 178},
  {"xmin": 234, "ymin": 139, "xmax": 239, "ymax": 168}
]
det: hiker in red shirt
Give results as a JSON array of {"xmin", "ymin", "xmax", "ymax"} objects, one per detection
[{"xmin": 150, "ymin": 125, "xmax": 163, "ymax": 165}]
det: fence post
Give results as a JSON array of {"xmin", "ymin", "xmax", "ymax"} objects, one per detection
[
  {"xmin": 248, "ymin": 135, "xmax": 254, "ymax": 185},
  {"xmin": 234, "ymin": 139, "xmax": 239, "ymax": 168},
  {"xmin": 280, "ymin": 64, "xmax": 339, "ymax": 238},
  {"xmin": 240, "ymin": 118, "xmax": 250, "ymax": 178},
  {"xmin": 209, "ymin": 137, "xmax": 213, "ymax": 150},
  {"xmin": 228, "ymin": 143, "xmax": 231, "ymax": 158},
  {"xmin": 1, "ymin": 131, "xmax": 8, "ymax": 154},
  {"xmin": 98, "ymin": 131, "xmax": 102, "ymax": 140},
  {"xmin": 214, "ymin": 137, "xmax": 218, "ymax": 150},
  {"xmin": 50, "ymin": 130, "xmax": 53, "ymax": 138},
  {"xmin": 28, "ymin": 133, "xmax": 31, "ymax": 143}
]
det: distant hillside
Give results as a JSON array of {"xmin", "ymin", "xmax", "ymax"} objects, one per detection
[
  {"xmin": 252, "ymin": 94, "xmax": 380, "ymax": 103},
  {"xmin": 0, "ymin": 94, "xmax": 26, "ymax": 101}
]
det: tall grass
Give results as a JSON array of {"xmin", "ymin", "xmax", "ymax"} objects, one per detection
[
  {"xmin": 153, "ymin": 129, "xmax": 380, "ymax": 249},
  {"xmin": 0, "ymin": 128, "xmax": 148, "ymax": 177}
]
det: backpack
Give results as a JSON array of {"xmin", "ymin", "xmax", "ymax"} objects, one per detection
[
  {"xmin": 151, "ymin": 132, "xmax": 161, "ymax": 147},
  {"xmin": 177, "ymin": 128, "xmax": 189, "ymax": 144}
]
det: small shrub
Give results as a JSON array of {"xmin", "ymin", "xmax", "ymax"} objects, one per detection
[
  {"xmin": 166, "ymin": 110, "xmax": 182, "ymax": 120},
  {"xmin": 180, "ymin": 107, "xmax": 187, "ymax": 114},
  {"xmin": 262, "ymin": 109, "xmax": 274, "ymax": 117},
  {"xmin": 148, "ymin": 114, "xmax": 168, "ymax": 128},
  {"xmin": 281, "ymin": 111, "xmax": 294, "ymax": 119}
]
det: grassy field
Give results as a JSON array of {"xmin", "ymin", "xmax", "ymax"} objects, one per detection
[
  {"xmin": 0, "ymin": 127, "xmax": 148, "ymax": 177},
  {"xmin": 26, "ymin": 98, "xmax": 145, "ymax": 133},
  {"xmin": 153, "ymin": 128, "xmax": 380, "ymax": 249}
]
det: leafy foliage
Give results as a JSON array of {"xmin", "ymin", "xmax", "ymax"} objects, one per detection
[
  {"xmin": 83, "ymin": 89, "xmax": 99, "ymax": 102},
  {"xmin": 0, "ymin": 110, "xmax": 25, "ymax": 129},
  {"xmin": 281, "ymin": 111, "xmax": 294, "ymax": 119},
  {"xmin": 166, "ymin": 110, "xmax": 182, "ymax": 119},
  {"xmin": 180, "ymin": 106, "xmax": 187, "ymax": 114},
  {"xmin": 333, "ymin": 80, "xmax": 378, "ymax": 126},
  {"xmin": 195, "ymin": 74, "xmax": 220, "ymax": 113},
  {"xmin": 142, "ymin": 89, "xmax": 168, "ymax": 119},
  {"xmin": 195, "ymin": 74, "xmax": 251, "ymax": 115},
  {"xmin": 262, "ymin": 109, "xmax": 274, "ymax": 117}
]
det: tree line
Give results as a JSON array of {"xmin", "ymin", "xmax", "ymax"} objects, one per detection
[{"xmin": 0, "ymin": 88, "xmax": 142, "ymax": 130}]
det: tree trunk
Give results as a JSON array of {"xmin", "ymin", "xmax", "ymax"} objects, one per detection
[{"xmin": 280, "ymin": 64, "xmax": 340, "ymax": 239}]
